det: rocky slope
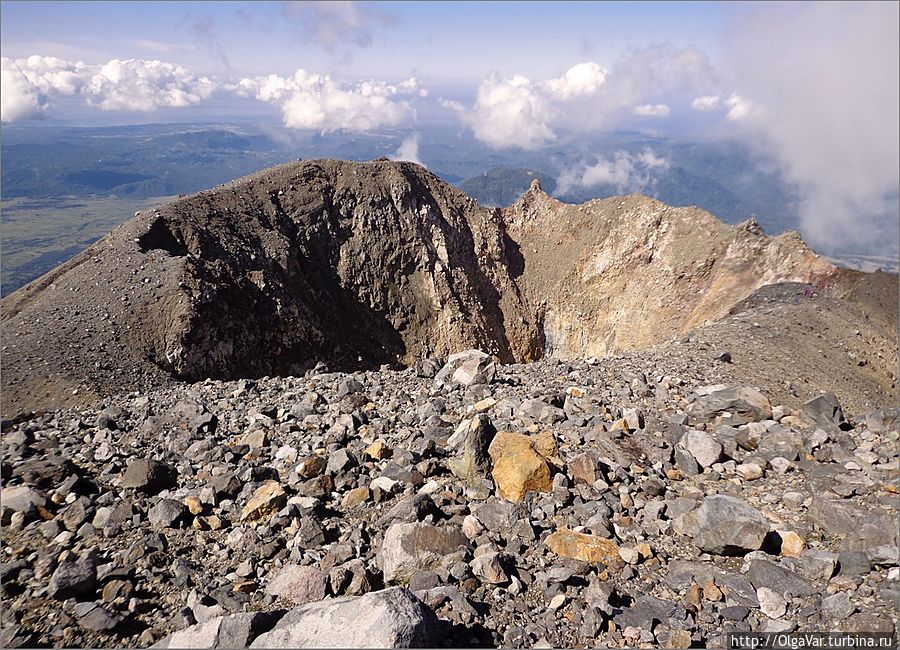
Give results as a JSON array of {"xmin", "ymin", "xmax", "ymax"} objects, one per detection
[
  {"xmin": 1, "ymin": 159, "xmax": 898, "ymax": 648},
  {"xmin": 1, "ymin": 347, "xmax": 897, "ymax": 648},
  {"xmin": 5, "ymin": 159, "xmax": 894, "ymax": 417}
]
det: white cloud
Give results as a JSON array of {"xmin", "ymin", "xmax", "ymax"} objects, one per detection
[
  {"xmin": 462, "ymin": 46, "xmax": 716, "ymax": 149},
  {"xmin": 84, "ymin": 59, "xmax": 214, "ymax": 111},
  {"xmin": 723, "ymin": 93, "xmax": 756, "ymax": 122},
  {"xmin": 556, "ymin": 147, "xmax": 669, "ymax": 195},
  {"xmin": 723, "ymin": 2, "xmax": 899, "ymax": 252},
  {"xmin": 234, "ymin": 70, "xmax": 422, "ymax": 132},
  {"xmin": 465, "ymin": 73, "xmax": 556, "ymax": 150},
  {"xmin": 438, "ymin": 98, "xmax": 465, "ymax": 112},
  {"xmin": 1, "ymin": 55, "xmax": 214, "ymax": 121},
  {"xmin": 391, "ymin": 133, "xmax": 425, "ymax": 167},
  {"xmin": 637, "ymin": 148, "xmax": 670, "ymax": 169},
  {"xmin": 691, "ymin": 95, "xmax": 721, "ymax": 111},
  {"xmin": 1, "ymin": 55, "xmax": 85, "ymax": 121},
  {"xmin": 633, "ymin": 103, "xmax": 670, "ymax": 117},
  {"xmin": 544, "ymin": 61, "xmax": 607, "ymax": 98}
]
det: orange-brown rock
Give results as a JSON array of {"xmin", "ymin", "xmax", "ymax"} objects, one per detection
[
  {"xmin": 240, "ymin": 481, "xmax": 286, "ymax": 523},
  {"xmin": 488, "ymin": 431, "xmax": 553, "ymax": 503},
  {"xmin": 545, "ymin": 529, "xmax": 621, "ymax": 564}
]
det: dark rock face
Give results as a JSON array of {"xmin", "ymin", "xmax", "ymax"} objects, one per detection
[{"xmin": 0, "ymin": 160, "xmax": 540, "ymax": 414}]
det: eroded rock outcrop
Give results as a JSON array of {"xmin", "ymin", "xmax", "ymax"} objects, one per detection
[{"xmin": 0, "ymin": 159, "xmax": 879, "ymax": 415}]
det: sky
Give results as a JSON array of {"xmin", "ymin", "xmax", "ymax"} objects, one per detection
[{"xmin": 1, "ymin": 1, "xmax": 898, "ymax": 252}]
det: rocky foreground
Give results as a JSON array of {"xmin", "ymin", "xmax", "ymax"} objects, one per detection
[{"xmin": 2, "ymin": 347, "xmax": 898, "ymax": 648}]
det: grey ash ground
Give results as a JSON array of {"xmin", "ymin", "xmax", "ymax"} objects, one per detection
[{"xmin": 1, "ymin": 160, "xmax": 897, "ymax": 648}]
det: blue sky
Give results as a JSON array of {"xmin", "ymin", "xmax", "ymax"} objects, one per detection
[
  {"xmin": 1, "ymin": 1, "xmax": 730, "ymax": 82},
  {"xmin": 1, "ymin": 1, "xmax": 897, "ymax": 251}
]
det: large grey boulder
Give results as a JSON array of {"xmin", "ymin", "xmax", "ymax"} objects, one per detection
[
  {"xmin": 250, "ymin": 588, "xmax": 439, "ymax": 648},
  {"xmin": 691, "ymin": 495, "xmax": 770, "ymax": 555},
  {"xmin": 48, "ymin": 550, "xmax": 98, "ymax": 600},
  {"xmin": 678, "ymin": 430, "xmax": 723, "ymax": 468},
  {"xmin": 154, "ymin": 611, "xmax": 284, "ymax": 648},
  {"xmin": 380, "ymin": 522, "xmax": 469, "ymax": 583},
  {"xmin": 121, "ymin": 459, "xmax": 177, "ymax": 494},
  {"xmin": 803, "ymin": 392, "xmax": 845, "ymax": 428},
  {"xmin": 0, "ymin": 485, "xmax": 48, "ymax": 524},
  {"xmin": 265, "ymin": 564, "xmax": 328, "ymax": 605},
  {"xmin": 688, "ymin": 385, "xmax": 772, "ymax": 425},
  {"xmin": 434, "ymin": 350, "xmax": 495, "ymax": 386},
  {"xmin": 446, "ymin": 414, "xmax": 496, "ymax": 483}
]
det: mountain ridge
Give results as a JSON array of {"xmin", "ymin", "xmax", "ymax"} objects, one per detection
[{"xmin": 1, "ymin": 159, "xmax": 896, "ymax": 415}]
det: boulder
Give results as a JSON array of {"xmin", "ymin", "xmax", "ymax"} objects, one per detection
[
  {"xmin": 803, "ymin": 392, "xmax": 845, "ymax": 428},
  {"xmin": 249, "ymin": 588, "xmax": 439, "ymax": 648},
  {"xmin": 691, "ymin": 495, "xmax": 770, "ymax": 554},
  {"xmin": 241, "ymin": 482, "xmax": 287, "ymax": 524},
  {"xmin": 265, "ymin": 565, "xmax": 328, "ymax": 605},
  {"xmin": 678, "ymin": 430, "xmax": 723, "ymax": 468},
  {"xmin": 121, "ymin": 459, "xmax": 177, "ymax": 494},
  {"xmin": 154, "ymin": 611, "xmax": 284, "ymax": 648},
  {"xmin": 688, "ymin": 385, "xmax": 772, "ymax": 425},
  {"xmin": 446, "ymin": 414, "xmax": 496, "ymax": 483},
  {"xmin": 380, "ymin": 523, "xmax": 468, "ymax": 583},
  {"xmin": 488, "ymin": 431, "xmax": 553, "ymax": 503},
  {"xmin": 545, "ymin": 529, "xmax": 620, "ymax": 564}
]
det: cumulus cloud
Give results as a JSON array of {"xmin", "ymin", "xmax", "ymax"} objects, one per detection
[
  {"xmin": 1, "ymin": 55, "xmax": 86, "ymax": 121},
  {"xmin": 282, "ymin": 1, "xmax": 395, "ymax": 51},
  {"xmin": 691, "ymin": 95, "xmax": 721, "ymax": 111},
  {"xmin": 633, "ymin": 103, "xmax": 670, "ymax": 117},
  {"xmin": 462, "ymin": 46, "xmax": 716, "ymax": 149},
  {"xmin": 1, "ymin": 55, "xmax": 214, "ymax": 121},
  {"xmin": 83, "ymin": 59, "xmax": 214, "ymax": 111},
  {"xmin": 723, "ymin": 2, "xmax": 899, "ymax": 253},
  {"xmin": 391, "ymin": 133, "xmax": 425, "ymax": 167},
  {"xmin": 233, "ymin": 71, "xmax": 423, "ymax": 132},
  {"xmin": 556, "ymin": 147, "xmax": 669, "ymax": 196}
]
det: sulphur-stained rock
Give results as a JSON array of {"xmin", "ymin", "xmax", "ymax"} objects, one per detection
[
  {"xmin": 545, "ymin": 529, "xmax": 621, "ymax": 564},
  {"xmin": 241, "ymin": 481, "xmax": 287, "ymax": 523},
  {"xmin": 488, "ymin": 431, "xmax": 553, "ymax": 502}
]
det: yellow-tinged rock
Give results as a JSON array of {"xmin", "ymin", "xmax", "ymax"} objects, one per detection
[
  {"xmin": 779, "ymin": 530, "xmax": 806, "ymax": 558},
  {"xmin": 341, "ymin": 486, "xmax": 370, "ymax": 509},
  {"xmin": 533, "ymin": 430, "xmax": 558, "ymax": 459},
  {"xmin": 636, "ymin": 542, "xmax": 652, "ymax": 559},
  {"xmin": 566, "ymin": 386, "xmax": 586, "ymax": 398},
  {"xmin": 364, "ymin": 440, "xmax": 390, "ymax": 460},
  {"xmin": 474, "ymin": 397, "xmax": 497, "ymax": 413},
  {"xmin": 545, "ymin": 529, "xmax": 621, "ymax": 564},
  {"xmin": 609, "ymin": 418, "xmax": 630, "ymax": 433},
  {"xmin": 232, "ymin": 580, "xmax": 257, "ymax": 593},
  {"xmin": 241, "ymin": 481, "xmax": 286, "ymax": 523},
  {"xmin": 668, "ymin": 630, "xmax": 693, "ymax": 649},
  {"xmin": 183, "ymin": 496, "xmax": 204, "ymax": 516},
  {"xmin": 488, "ymin": 431, "xmax": 553, "ymax": 503}
]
